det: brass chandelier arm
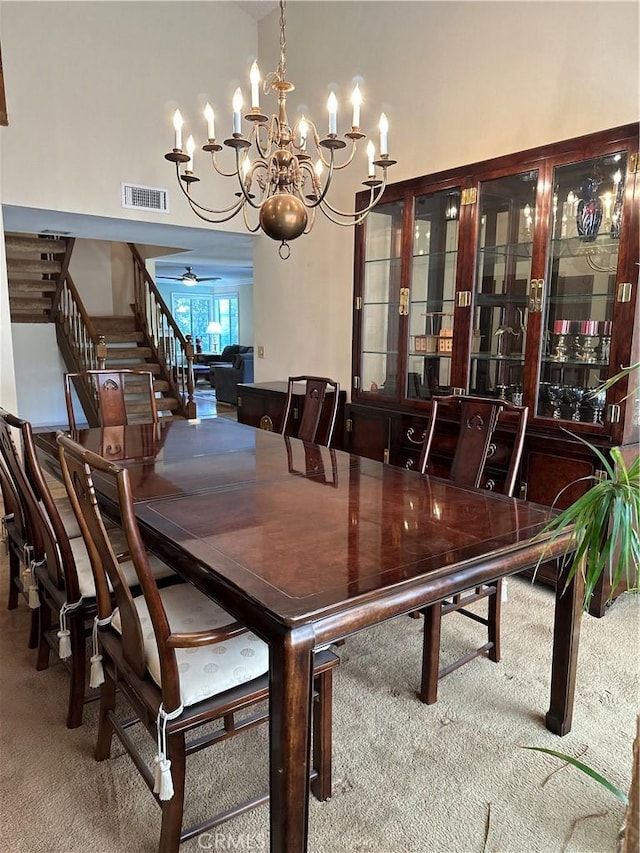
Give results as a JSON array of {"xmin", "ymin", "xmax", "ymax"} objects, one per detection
[
  {"xmin": 317, "ymin": 180, "xmax": 388, "ymax": 226},
  {"xmin": 209, "ymin": 151, "xmax": 241, "ymax": 179},
  {"xmin": 253, "ymin": 117, "xmax": 278, "ymax": 160},
  {"xmin": 183, "ymin": 194, "xmax": 245, "ymax": 225},
  {"xmin": 242, "ymin": 204, "xmax": 263, "ymax": 233},
  {"xmin": 299, "ymin": 158, "xmax": 336, "ymax": 209},
  {"xmin": 173, "ymin": 166, "xmax": 244, "ymax": 220}
]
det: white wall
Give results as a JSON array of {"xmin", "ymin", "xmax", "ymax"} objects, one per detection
[
  {"xmin": 12, "ymin": 324, "xmax": 69, "ymax": 427},
  {"xmin": 0, "ymin": 202, "xmax": 17, "ymax": 415},
  {"xmin": 252, "ymin": 1, "xmax": 639, "ymax": 392},
  {"xmin": 1, "ymin": 1, "xmax": 638, "ymax": 416}
]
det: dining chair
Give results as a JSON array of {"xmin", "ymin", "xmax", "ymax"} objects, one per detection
[
  {"xmin": 281, "ymin": 375, "xmax": 340, "ymax": 447},
  {"xmin": 0, "ymin": 455, "xmax": 40, "ymax": 649},
  {"xmin": 0, "ymin": 408, "xmax": 176, "ymax": 728},
  {"xmin": 64, "ymin": 368, "xmax": 159, "ymax": 429},
  {"xmin": 417, "ymin": 395, "xmax": 528, "ymax": 704},
  {"xmin": 57, "ymin": 432, "xmax": 339, "ymax": 853}
]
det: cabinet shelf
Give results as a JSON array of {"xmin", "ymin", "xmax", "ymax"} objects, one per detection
[
  {"xmin": 477, "ymin": 241, "xmax": 534, "ymax": 260},
  {"xmin": 350, "ymin": 123, "xmax": 638, "ymax": 619}
]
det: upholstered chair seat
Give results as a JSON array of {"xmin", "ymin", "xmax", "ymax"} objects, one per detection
[
  {"xmin": 111, "ymin": 583, "xmax": 269, "ymax": 706},
  {"xmin": 68, "ymin": 535, "xmax": 176, "ymax": 598}
]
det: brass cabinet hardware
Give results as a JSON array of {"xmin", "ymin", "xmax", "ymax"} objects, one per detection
[
  {"xmin": 355, "ymin": 295, "xmax": 362, "ymax": 310},
  {"xmin": 461, "ymin": 188, "xmax": 477, "ymax": 205},
  {"xmin": 519, "ymin": 482, "xmax": 528, "ymax": 500},
  {"xmin": 237, "ymin": 396, "xmax": 242, "ymax": 407},
  {"xmin": 383, "ymin": 448, "xmax": 390, "ymax": 464},
  {"xmin": 345, "ymin": 418, "xmax": 353, "ymax": 433},
  {"xmin": 398, "ymin": 287, "xmax": 410, "ymax": 316},
  {"xmin": 630, "ymin": 152, "xmax": 639, "ymax": 173},
  {"xmin": 456, "ymin": 291, "xmax": 472, "ymax": 308},
  {"xmin": 528, "ymin": 278, "xmax": 544, "ymax": 313},
  {"xmin": 353, "ymin": 375, "xmax": 361, "ymax": 390}
]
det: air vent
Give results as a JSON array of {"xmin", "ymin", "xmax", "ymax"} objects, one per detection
[{"xmin": 121, "ymin": 182, "xmax": 169, "ymax": 212}]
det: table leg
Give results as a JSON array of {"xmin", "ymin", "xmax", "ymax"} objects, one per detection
[
  {"xmin": 269, "ymin": 627, "xmax": 315, "ymax": 853},
  {"xmin": 545, "ymin": 560, "xmax": 584, "ymax": 736}
]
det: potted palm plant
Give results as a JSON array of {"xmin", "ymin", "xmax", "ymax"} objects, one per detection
[{"xmin": 530, "ymin": 362, "xmax": 639, "ymax": 850}]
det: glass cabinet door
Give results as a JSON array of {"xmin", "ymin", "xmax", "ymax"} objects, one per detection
[
  {"xmin": 469, "ymin": 171, "xmax": 538, "ymax": 401},
  {"xmin": 358, "ymin": 199, "xmax": 404, "ymax": 399},
  {"xmin": 407, "ymin": 189, "xmax": 461, "ymax": 399},
  {"xmin": 537, "ymin": 152, "xmax": 628, "ymax": 425}
]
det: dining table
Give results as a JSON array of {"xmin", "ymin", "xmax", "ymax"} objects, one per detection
[{"xmin": 35, "ymin": 416, "xmax": 581, "ymax": 853}]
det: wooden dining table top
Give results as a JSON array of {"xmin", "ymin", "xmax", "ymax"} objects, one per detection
[
  {"xmin": 35, "ymin": 416, "xmax": 564, "ymax": 627},
  {"xmin": 35, "ymin": 416, "xmax": 581, "ymax": 853}
]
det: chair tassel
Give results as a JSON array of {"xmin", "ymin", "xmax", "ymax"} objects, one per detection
[
  {"xmin": 153, "ymin": 704, "xmax": 183, "ymax": 802},
  {"xmin": 27, "ymin": 559, "xmax": 43, "ymax": 610},
  {"xmin": 89, "ymin": 615, "xmax": 110, "ymax": 689},
  {"xmin": 56, "ymin": 600, "xmax": 83, "ymax": 660}
]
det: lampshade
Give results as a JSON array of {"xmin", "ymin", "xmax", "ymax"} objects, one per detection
[{"xmin": 206, "ymin": 321, "xmax": 222, "ymax": 334}]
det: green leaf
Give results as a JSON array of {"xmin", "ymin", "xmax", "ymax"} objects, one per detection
[{"xmin": 523, "ymin": 746, "xmax": 629, "ymax": 805}]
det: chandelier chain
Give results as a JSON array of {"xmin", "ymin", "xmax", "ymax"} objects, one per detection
[{"xmin": 278, "ymin": 0, "xmax": 287, "ymax": 81}]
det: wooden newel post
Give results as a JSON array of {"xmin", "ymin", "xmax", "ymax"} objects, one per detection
[
  {"xmin": 96, "ymin": 335, "xmax": 108, "ymax": 369},
  {"xmin": 184, "ymin": 337, "xmax": 196, "ymax": 419}
]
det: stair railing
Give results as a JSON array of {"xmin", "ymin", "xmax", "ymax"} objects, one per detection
[
  {"xmin": 128, "ymin": 243, "xmax": 196, "ymax": 419},
  {"xmin": 53, "ymin": 272, "xmax": 108, "ymax": 426}
]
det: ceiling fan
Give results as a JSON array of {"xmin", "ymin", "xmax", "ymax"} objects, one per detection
[{"xmin": 157, "ymin": 265, "xmax": 221, "ymax": 286}]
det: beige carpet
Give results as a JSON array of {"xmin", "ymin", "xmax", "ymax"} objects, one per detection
[{"xmin": 0, "ymin": 544, "xmax": 638, "ymax": 852}]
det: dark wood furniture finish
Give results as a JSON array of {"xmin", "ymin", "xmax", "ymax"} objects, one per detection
[
  {"xmin": 64, "ymin": 368, "xmax": 159, "ymax": 429},
  {"xmin": 237, "ymin": 381, "xmax": 347, "ymax": 448},
  {"xmin": 57, "ymin": 433, "xmax": 338, "ymax": 853},
  {"xmin": 418, "ymin": 395, "xmax": 528, "ymax": 704},
  {"xmin": 35, "ymin": 418, "xmax": 581, "ymax": 853},
  {"xmin": 282, "ymin": 375, "xmax": 341, "ymax": 446},
  {"xmin": 349, "ymin": 123, "xmax": 639, "ymax": 617}
]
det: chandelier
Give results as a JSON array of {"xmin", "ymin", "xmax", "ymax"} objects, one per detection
[{"xmin": 164, "ymin": 0, "xmax": 396, "ymax": 259}]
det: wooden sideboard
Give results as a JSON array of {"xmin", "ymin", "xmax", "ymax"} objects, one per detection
[{"xmin": 236, "ymin": 381, "xmax": 347, "ymax": 450}]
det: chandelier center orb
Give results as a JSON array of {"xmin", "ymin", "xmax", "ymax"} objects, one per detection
[
  {"xmin": 164, "ymin": 0, "xmax": 397, "ymax": 257},
  {"xmin": 259, "ymin": 193, "xmax": 308, "ymax": 242}
]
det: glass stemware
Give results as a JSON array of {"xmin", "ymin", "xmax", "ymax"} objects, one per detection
[
  {"xmin": 546, "ymin": 384, "xmax": 563, "ymax": 419},
  {"xmin": 589, "ymin": 387, "xmax": 606, "ymax": 424}
]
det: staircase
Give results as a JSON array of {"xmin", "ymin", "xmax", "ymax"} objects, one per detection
[
  {"xmin": 90, "ymin": 316, "xmax": 182, "ymax": 420},
  {"xmin": 5, "ymin": 233, "xmax": 69, "ymax": 322},
  {"xmin": 4, "ymin": 232, "xmax": 195, "ymax": 422}
]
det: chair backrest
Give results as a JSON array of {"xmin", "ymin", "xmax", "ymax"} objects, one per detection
[
  {"xmin": 57, "ymin": 433, "xmax": 180, "ymax": 708},
  {"xmin": 0, "ymin": 408, "xmax": 69, "ymax": 591},
  {"xmin": 419, "ymin": 395, "xmax": 528, "ymax": 497},
  {"xmin": 64, "ymin": 369, "xmax": 159, "ymax": 430},
  {"xmin": 281, "ymin": 376, "xmax": 340, "ymax": 447}
]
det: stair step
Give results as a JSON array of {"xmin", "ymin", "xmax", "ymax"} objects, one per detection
[
  {"xmin": 97, "ymin": 331, "xmax": 145, "ymax": 344},
  {"xmin": 91, "ymin": 316, "xmax": 138, "ymax": 332},
  {"xmin": 8, "ymin": 311, "xmax": 50, "ymax": 323},
  {"xmin": 9, "ymin": 296, "xmax": 52, "ymax": 311},
  {"xmin": 7, "ymin": 258, "xmax": 61, "ymax": 275},
  {"xmin": 5, "ymin": 235, "xmax": 68, "ymax": 256},
  {"xmin": 105, "ymin": 346, "xmax": 153, "ymax": 360},
  {"xmin": 8, "ymin": 280, "xmax": 58, "ymax": 293},
  {"xmin": 128, "ymin": 397, "xmax": 180, "ymax": 414},
  {"xmin": 106, "ymin": 360, "xmax": 161, "ymax": 374},
  {"xmin": 123, "ymin": 377, "xmax": 170, "ymax": 394}
]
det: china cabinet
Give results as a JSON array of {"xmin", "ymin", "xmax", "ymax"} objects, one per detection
[{"xmin": 347, "ymin": 124, "xmax": 639, "ymax": 615}]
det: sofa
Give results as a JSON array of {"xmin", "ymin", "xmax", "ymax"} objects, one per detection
[
  {"xmin": 198, "ymin": 345, "xmax": 252, "ymax": 367},
  {"xmin": 213, "ymin": 348, "xmax": 254, "ymax": 404}
]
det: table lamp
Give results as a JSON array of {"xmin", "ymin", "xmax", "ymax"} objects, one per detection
[{"xmin": 206, "ymin": 321, "xmax": 222, "ymax": 353}]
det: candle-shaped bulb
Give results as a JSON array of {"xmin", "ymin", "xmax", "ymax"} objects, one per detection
[
  {"xmin": 567, "ymin": 190, "xmax": 576, "ymax": 205},
  {"xmin": 173, "ymin": 109, "xmax": 183, "ymax": 150},
  {"xmin": 299, "ymin": 116, "xmax": 308, "ymax": 151},
  {"xmin": 232, "ymin": 88, "xmax": 243, "ymax": 134},
  {"xmin": 242, "ymin": 154, "xmax": 251, "ymax": 181},
  {"xmin": 366, "ymin": 140, "xmax": 375, "ymax": 177},
  {"xmin": 613, "ymin": 169, "xmax": 622, "ymax": 185},
  {"xmin": 351, "ymin": 83, "xmax": 362, "ymax": 128},
  {"xmin": 315, "ymin": 159, "xmax": 324, "ymax": 180},
  {"xmin": 204, "ymin": 103, "xmax": 215, "ymax": 140},
  {"xmin": 249, "ymin": 61, "xmax": 261, "ymax": 109},
  {"xmin": 186, "ymin": 135, "xmax": 195, "ymax": 171},
  {"xmin": 327, "ymin": 92, "xmax": 338, "ymax": 136},
  {"xmin": 378, "ymin": 113, "xmax": 389, "ymax": 156}
]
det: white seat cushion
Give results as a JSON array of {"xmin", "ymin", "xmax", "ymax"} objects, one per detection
[
  {"xmin": 48, "ymin": 494, "xmax": 117, "ymax": 541},
  {"xmin": 69, "ymin": 535, "xmax": 176, "ymax": 599},
  {"xmin": 111, "ymin": 584, "xmax": 269, "ymax": 707}
]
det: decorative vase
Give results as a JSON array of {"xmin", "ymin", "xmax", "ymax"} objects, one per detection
[{"xmin": 576, "ymin": 178, "xmax": 603, "ymax": 242}]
